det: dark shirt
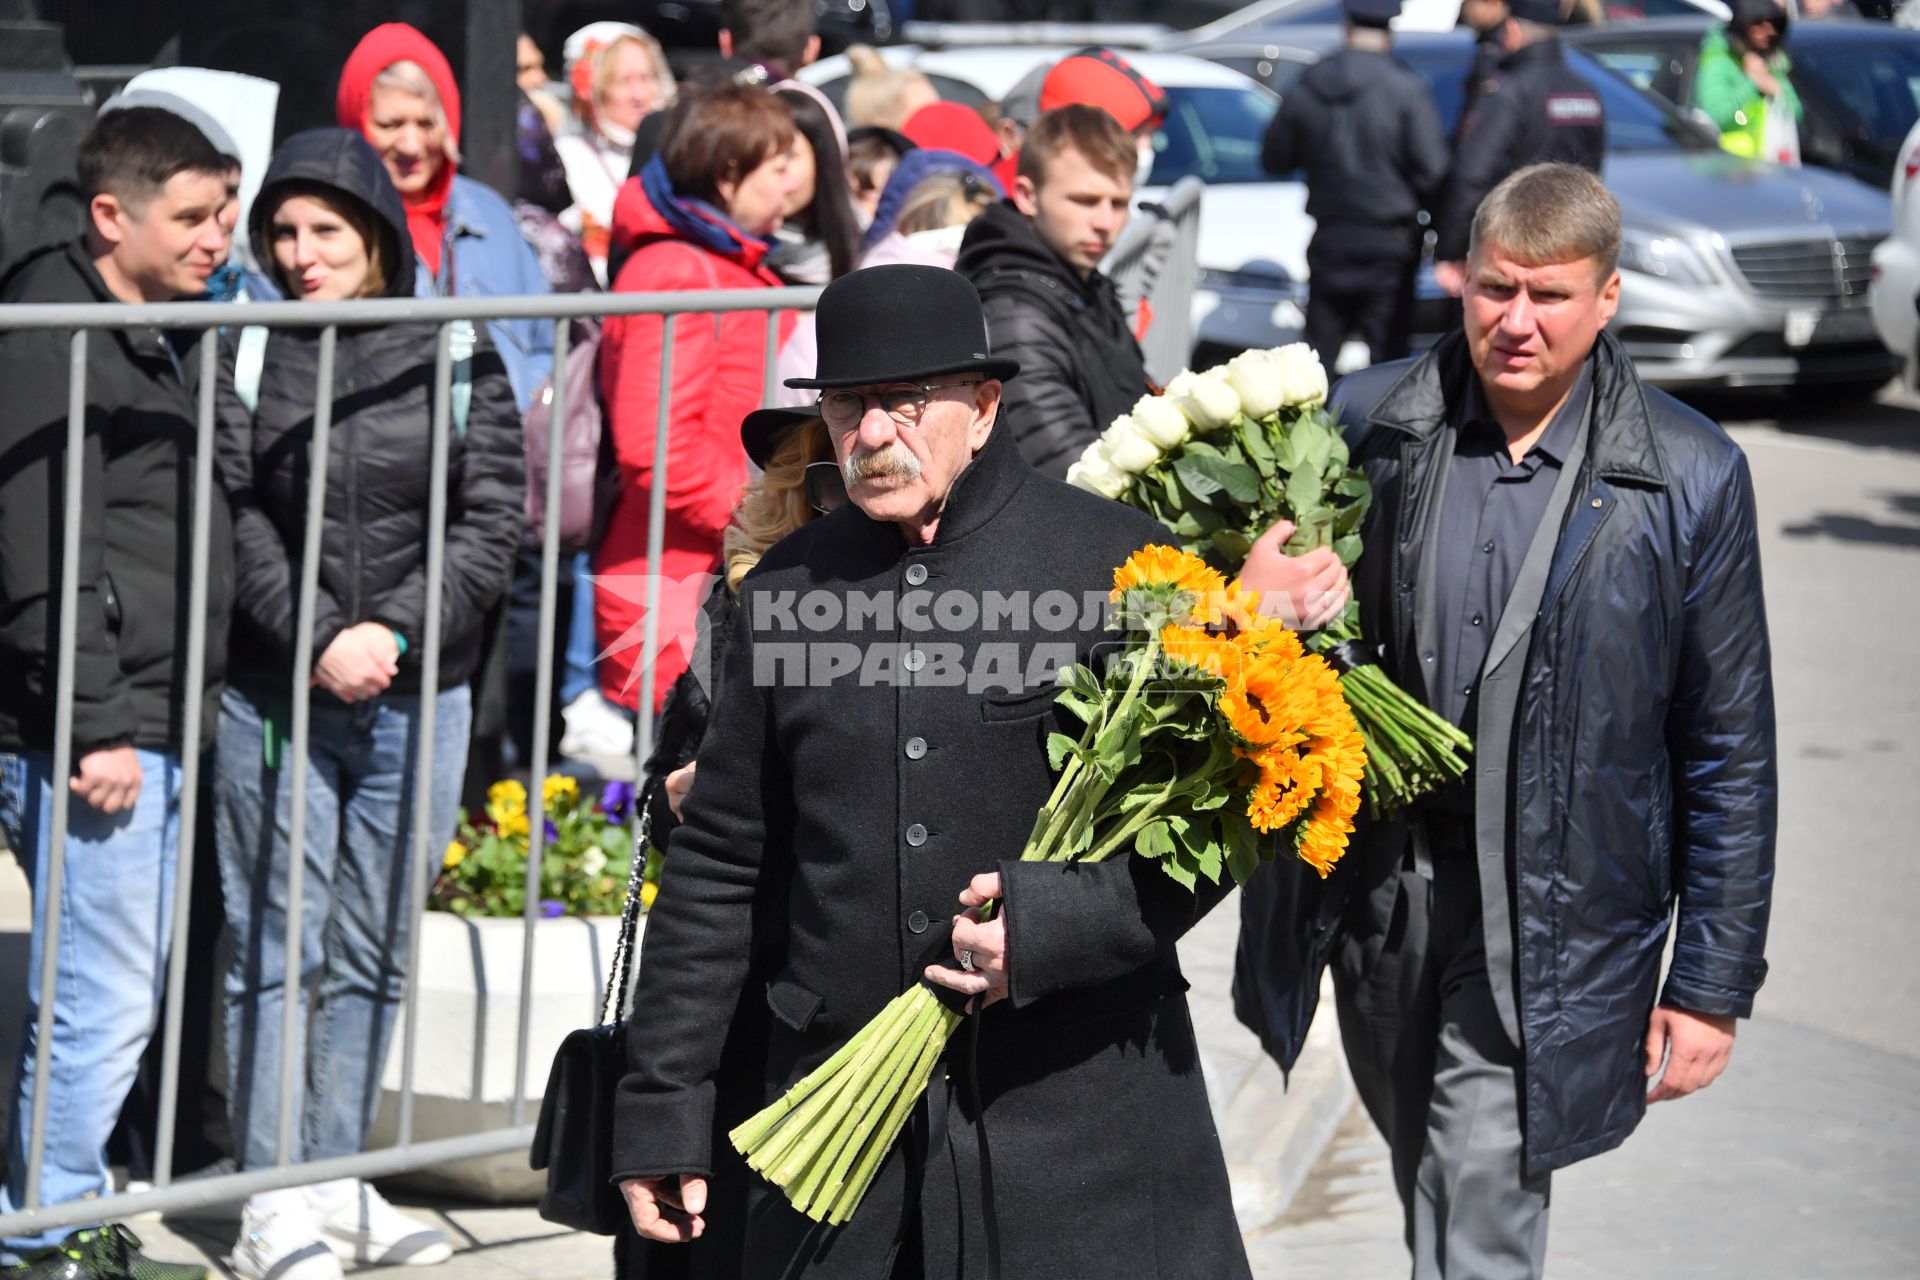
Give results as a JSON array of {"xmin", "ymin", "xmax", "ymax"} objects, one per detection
[{"xmin": 1430, "ymin": 359, "xmax": 1592, "ymax": 737}]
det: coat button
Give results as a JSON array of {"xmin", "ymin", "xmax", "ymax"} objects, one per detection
[
  {"xmin": 906, "ymin": 823, "xmax": 928, "ymax": 847},
  {"xmin": 905, "ymin": 563, "xmax": 928, "ymax": 586},
  {"xmin": 1470, "ymin": 613, "xmax": 1483, "ymax": 627},
  {"xmin": 907, "ymin": 910, "xmax": 929, "ymax": 934},
  {"xmin": 905, "ymin": 737, "xmax": 927, "ymax": 759},
  {"xmin": 904, "ymin": 649, "xmax": 925, "ymax": 672}
]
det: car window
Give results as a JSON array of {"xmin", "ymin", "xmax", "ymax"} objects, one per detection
[
  {"xmin": 1582, "ymin": 39, "xmax": 1691, "ymax": 104},
  {"xmin": 1794, "ymin": 41, "xmax": 1920, "ymax": 155},
  {"xmin": 1599, "ymin": 0, "xmax": 1715, "ymax": 16},
  {"xmin": 1145, "ymin": 84, "xmax": 1280, "ymax": 186},
  {"xmin": 1396, "ymin": 44, "xmax": 1711, "ymax": 152},
  {"xmin": 1212, "ymin": 52, "xmax": 1314, "ymax": 98}
]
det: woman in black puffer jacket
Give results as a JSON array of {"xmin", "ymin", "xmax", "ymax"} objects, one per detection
[{"xmin": 210, "ymin": 128, "xmax": 523, "ymax": 1270}]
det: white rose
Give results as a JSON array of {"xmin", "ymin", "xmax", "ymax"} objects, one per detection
[
  {"xmin": 1265, "ymin": 342, "xmax": 1329, "ymax": 407},
  {"xmin": 580, "ymin": 847, "xmax": 608, "ymax": 878},
  {"xmin": 1169, "ymin": 370, "xmax": 1241, "ymax": 430},
  {"xmin": 1225, "ymin": 351, "xmax": 1287, "ymax": 420},
  {"xmin": 1128, "ymin": 398, "xmax": 1189, "ymax": 449},
  {"xmin": 1100, "ymin": 417, "xmax": 1163, "ymax": 474},
  {"xmin": 1067, "ymin": 439, "xmax": 1132, "ymax": 498}
]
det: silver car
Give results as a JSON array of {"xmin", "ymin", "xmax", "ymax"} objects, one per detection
[{"xmin": 1180, "ymin": 26, "xmax": 1900, "ymax": 392}]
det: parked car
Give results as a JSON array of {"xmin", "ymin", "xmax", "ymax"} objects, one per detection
[
  {"xmin": 1182, "ymin": 0, "xmax": 1729, "ymax": 39},
  {"xmin": 1868, "ymin": 117, "xmax": 1920, "ymax": 384},
  {"xmin": 799, "ymin": 45, "xmax": 1299, "ymax": 365},
  {"xmin": 1566, "ymin": 15, "xmax": 1920, "ymax": 189},
  {"xmin": 1179, "ymin": 25, "xmax": 1897, "ymax": 391}
]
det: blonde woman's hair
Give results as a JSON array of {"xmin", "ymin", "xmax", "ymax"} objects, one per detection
[
  {"xmin": 843, "ymin": 44, "xmax": 936, "ymax": 130},
  {"xmin": 895, "ymin": 171, "xmax": 994, "ymax": 237},
  {"xmin": 372, "ymin": 60, "xmax": 462, "ymax": 166},
  {"xmin": 723, "ymin": 417, "xmax": 829, "ymax": 593}
]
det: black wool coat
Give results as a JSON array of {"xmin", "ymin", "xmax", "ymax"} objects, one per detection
[
  {"xmin": 612, "ymin": 423, "xmax": 1251, "ymax": 1279},
  {"xmin": 1235, "ymin": 330, "xmax": 1776, "ymax": 1176}
]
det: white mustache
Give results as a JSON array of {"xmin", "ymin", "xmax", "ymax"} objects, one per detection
[{"xmin": 845, "ymin": 445, "xmax": 922, "ymax": 484}]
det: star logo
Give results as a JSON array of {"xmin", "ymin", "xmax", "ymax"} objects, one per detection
[{"xmin": 583, "ymin": 570, "xmax": 722, "ymax": 701}]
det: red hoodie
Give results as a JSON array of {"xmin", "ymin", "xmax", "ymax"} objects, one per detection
[
  {"xmin": 592, "ymin": 178, "xmax": 794, "ymax": 713},
  {"xmin": 336, "ymin": 23, "xmax": 461, "ymax": 277}
]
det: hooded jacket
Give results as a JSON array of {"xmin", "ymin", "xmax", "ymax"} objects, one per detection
[
  {"xmin": 0, "ymin": 244, "xmax": 233, "ymax": 756},
  {"xmin": 1260, "ymin": 46, "xmax": 1448, "ymax": 242},
  {"xmin": 1694, "ymin": 20, "xmax": 1802, "ymax": 161},
  {"xmin": 956, "ymin": 200, "xmax": 1148, "ymax": 481},
  {"xmin": 215, "ymin": 128, "xmax": 524, "ymax": 698},
  {"xmin": 1234, "ymin": 330, "xmax": 1776, "ymax": 1178},
  {"xmin": 335, "ymin": 23, "xmax": 554, "ymax": 411},
  {"xmin": 592, "ymin": 162, "xmax": 792, "ymax": 714}
]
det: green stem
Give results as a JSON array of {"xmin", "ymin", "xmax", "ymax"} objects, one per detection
[{"xmin": 824, "ymin": 1001, "xmax": 960, "ymax": 1225}]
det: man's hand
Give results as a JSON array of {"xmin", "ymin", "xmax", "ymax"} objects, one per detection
[
  {"xmin": 665, "ymin": 761, "xmax": 697, "ymax": 821},
  {"xmin": 1238, "ymin": 521, "xmax": 1351, "ymax": 630},
  {"xmin": 1644, "ymin": 1004, "xmax": 1738, "ymax": 1104},
  {"xmin": 1434, "ymin": 260, "xmax": 1467, "ymax": 297},
  {"xmin": 620, "ymin": 1174, "xmax": 708, "ymax": 1243},
  {"xmin": 1742, "ymin": 50, "xmax": 1781, "ymax": 98},
  {"xmin": 313, "ymin": 622, "xmax": 400, "ymax": 703},
  {"xmin": 71, "ymin": 745, "xmax": 142, "ymax": 815},
  {"xmin": 923, "ymin": 872, "xmax": 1009, "ymax": 1012}
]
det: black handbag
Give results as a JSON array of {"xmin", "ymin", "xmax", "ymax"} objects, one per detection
[{"xmin": 529, "ymin": 810, "xmax": 651, "ymax": 1235}]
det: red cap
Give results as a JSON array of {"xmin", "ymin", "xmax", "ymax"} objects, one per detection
[
  {"xmin": 901, "ymin": 102, "xmax": 1001, "ymax": 168},
  {"xmin": 1039, "ymin": 49, "xmax": 1167, "ymax": 134}
]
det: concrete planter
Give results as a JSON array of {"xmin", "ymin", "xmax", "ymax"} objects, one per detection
[{"xmin": 366, "ymin": 908, "xmax": 643, "ymax": 1201}]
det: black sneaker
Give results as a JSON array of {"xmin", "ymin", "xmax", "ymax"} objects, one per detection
[{"xmin": 16, "ymin": 1228, "xmax": 206, "ymax": 1280}]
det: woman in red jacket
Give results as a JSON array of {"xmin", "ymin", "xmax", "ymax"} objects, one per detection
[{"xmin": 595, "ymin": 86, "xmax": 799, "ymax": 716}]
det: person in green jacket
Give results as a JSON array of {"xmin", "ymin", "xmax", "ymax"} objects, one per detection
[{"xmin": 1694, "ymin": 0, "xmax": 1803, "ymax": 164}]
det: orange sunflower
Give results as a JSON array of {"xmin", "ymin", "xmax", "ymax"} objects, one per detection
[
  {"xmin": 1228, "ymin": 649, "xmax": 1367, "ymax": 876},
  {"xmin": 1110, "ymin": 546, "xmax": 1226, "ymax": 603}
]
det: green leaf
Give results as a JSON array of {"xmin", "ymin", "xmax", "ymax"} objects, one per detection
[
  {"xmin": 1176, "ymin": 454, "xmax": 1263, "ymax": 506},
  {"xmin": 1046, "ymin": 732, "xmax": 1079, "ymax": 771},
  {"xmin": 1158, "ymin": 855, "xmax": 1199, "ymax": 891},
  {"xmin": 1208, "ymin": 528, "xmax": 1253, "ymax": 563},
  {"xmin": 1135, "ymin": 819, "xmax": 1176, "ymax": 859}
]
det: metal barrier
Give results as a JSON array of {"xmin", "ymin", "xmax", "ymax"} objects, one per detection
[
  {"xmin": 0, "ymin": 202, "xmax": 1208, "ymax": 1233},
  {"xmin": 1104, "ymin": 175, "xmax": 1206, "ymax": 386},
  {"xmin": 0, "ymin": 286, "xmax": 818, "ymax": 1238}
]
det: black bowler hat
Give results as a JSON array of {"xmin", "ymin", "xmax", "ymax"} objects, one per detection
[
  {"xmin": 741, "ymin": 403, "xmax": 822, "ymax": 470},
  {"xmin": 1344, "ymin": 0, "xmax": 1400, "ymax": 27},
  {"xmin": 784, "ymin": 264, "xmax": 1020, "ymax": 391}
]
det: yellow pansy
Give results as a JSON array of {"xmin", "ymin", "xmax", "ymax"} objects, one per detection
[
  {"xmin": 443, "ymin": 840, "xmax": 467, "ymax": 869},
  {"xmin": 640, "ymin": 880, "xmax": 658, "ymax": 911},
  {"xmin": 543, "ymin": 774, "xmax": 580, "ymax": 806}
]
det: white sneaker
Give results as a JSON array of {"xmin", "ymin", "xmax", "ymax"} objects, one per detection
[
  {"xmin": 231, "ymin": 1195, "xmax": 346, "ymax": 1280},
  {"xmin": 305, "ymin": 1179, "xmax": 453, "ymax": 1268},
  {"xmin": 559, "ymin": 688, "xmax": 635, "ymax": 760}
]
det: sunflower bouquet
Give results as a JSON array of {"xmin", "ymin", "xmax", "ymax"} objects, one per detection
[
  {"xmin": 1065, "ymin": 344, "xmax": 1471, "ymax": 814},
  {"xmin": 726, "ymin": 546, "xmax": 1366, "ymax": 1225}
]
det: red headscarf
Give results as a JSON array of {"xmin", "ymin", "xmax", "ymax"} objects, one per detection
[
  {"xmin": 901, "ymin": 103, "xmax": 1001, "ymax": 169},
  {"xmin": 336, "ymin": 23, "xmax": 462, "ymax": 278}
]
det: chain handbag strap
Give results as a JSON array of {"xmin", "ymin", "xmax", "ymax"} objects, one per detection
[{"xmin": 599, "ymin": 808, "xmax": 653, "ymax": 1027}]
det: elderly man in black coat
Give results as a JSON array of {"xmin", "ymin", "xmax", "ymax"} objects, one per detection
[
  {"xmin": 611, "ymin": 264, "xmax": 1252, "ymax": 1279},
  {"xmin": 1237, "ymin": 164, "xmax": 1777, "ymax": 1279}
]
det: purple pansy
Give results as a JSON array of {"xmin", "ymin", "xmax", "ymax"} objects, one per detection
[
  {"xmin": 538, "ymin": 898, "xmax": 566, "ymax": 919},
  {"xmin": 601, "ymin": 779, "xmax": 636, "ymax": 822}
]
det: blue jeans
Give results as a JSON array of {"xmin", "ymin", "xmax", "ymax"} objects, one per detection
[
  {"xmin": 0, "ymin": 749, "xmax": 184, "ymax": 1260},
  {"xmin": 212, "ymin": 684, "xmax": 471, "ymax": 1171},
  {"xmin": 561, "ymin": 552, "xmax": 598, "ymax": 705}
]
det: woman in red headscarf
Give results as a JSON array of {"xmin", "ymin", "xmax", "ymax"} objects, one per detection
[{"xmin": 335, "ymin": 23, "xmax": 554, "ymax": 410}]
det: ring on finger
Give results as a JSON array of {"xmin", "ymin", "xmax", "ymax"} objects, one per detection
[{"xmin": 959, "ymin": 948, "xmax": 975, "ymax": 973}]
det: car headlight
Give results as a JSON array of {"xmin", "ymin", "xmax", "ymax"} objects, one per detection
[{"xmin": 1617, "ymin": 231, "xmax": 1715, "ymax": 287}]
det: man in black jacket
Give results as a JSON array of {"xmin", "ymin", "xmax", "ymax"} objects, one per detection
[
  {"xmin": 0, "ymin": 109, "xmax": 233, "ymax": 1280},
  {"xmin": 956, "ymin": 104, "xmax": 1148, "ymax": 481},
  {"xmin": 613, "ymin": 265, "xmax": 1250, "ymax": 1278},
  {"xmin": 1261, "ymin": 0, "xmax": 1448, "ymax": 373},
  {"xmin": 1432, "ymin": 0, "xmax": 1605, "ymax": 296},
  {"xmin": 1235, "ymin": 164, "xmax": 1776, "ymax": 1278}
]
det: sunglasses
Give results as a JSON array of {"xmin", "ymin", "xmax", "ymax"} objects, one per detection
[{"xmin": 805, "ymin": 460, "xmax": 848, "ymax": 514}]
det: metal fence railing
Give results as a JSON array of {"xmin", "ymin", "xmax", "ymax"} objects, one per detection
[
  {"xmin": 1105, "ymin": 175, "xmax": 1206, "ymax": 385},
  {"xmin": 0, "ymin": 201, "xmax": 1206, "ymax": 1234}
]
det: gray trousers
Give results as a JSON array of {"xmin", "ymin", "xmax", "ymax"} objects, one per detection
[{"xmin": 1331, "ymin": 845, "xmax": 1551, "ymax": 1279}]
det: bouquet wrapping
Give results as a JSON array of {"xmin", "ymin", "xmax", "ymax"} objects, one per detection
[
  {"xmin": 726, "ymin": 546, "xmax": 1367, "ymax": 1224},
  {"xmin": 1066, "ymin": 344, "xmax": 1471, "ymax": 813}
]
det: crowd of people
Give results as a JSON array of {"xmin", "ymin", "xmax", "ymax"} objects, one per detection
[{"xmin": 0, "ymin": 1, "xmax": 1782, "ymax": 1279}]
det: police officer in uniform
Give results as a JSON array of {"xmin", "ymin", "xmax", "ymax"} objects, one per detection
[
  {"xmin": 1261, "ymin": 0, "xmax": 1447, "ymax": 374},
  {"xmin": 1433, "ymin": 0, "xmax": 1604, "ymax": 297}
]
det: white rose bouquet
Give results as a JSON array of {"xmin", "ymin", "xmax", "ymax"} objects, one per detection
[{"xmin": 1066, "ymin": 344, "xmax": 1471, "ymax": 813}]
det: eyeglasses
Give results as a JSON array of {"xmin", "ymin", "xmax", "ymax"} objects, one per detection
[
  {"xmin": 816, "ymin": 380, "xmax": 983, "ymax": 431},
  {"xmin": 804, "ymin": 460, "xmax": 847, "ymax": 515}
]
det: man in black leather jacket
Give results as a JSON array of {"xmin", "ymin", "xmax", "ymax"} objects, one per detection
[
  {"xmin": 956, "ymin": 105, "xmax": 1148, "ymax": 480},
  {"xmin": 1433, "ymin": 0, "xmax": 1605, "ymax": 295},
  {"xmin": 1261, "ymin": 0, "xmax": 1447, "ymax": 372},
  {"xmin": 1236, "ymin": 165, "xmax": 1776, "ymax": 1279}
]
